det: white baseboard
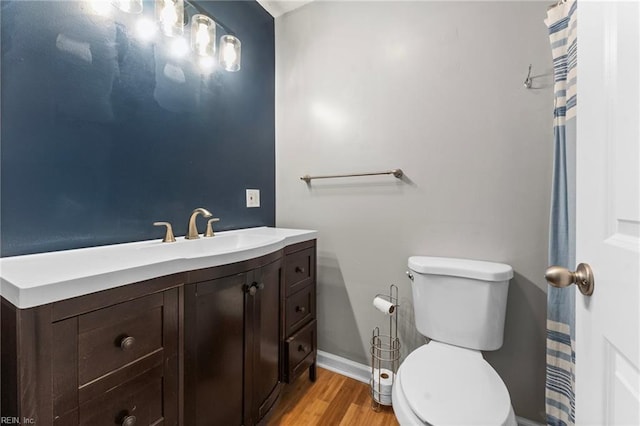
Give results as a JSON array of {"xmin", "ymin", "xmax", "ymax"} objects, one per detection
[
  {"xmin": 316, "ymin": 350, "xmax": 544, "ymax": 426},
  {"xmin": 316, "ymin": 350, "xmax": 370, "ymax": 384}
]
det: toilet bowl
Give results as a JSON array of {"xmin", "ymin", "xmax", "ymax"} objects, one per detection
[
  {"xmin": 393, "ymin": 256, "xmax": 516, "ymax": 426},
  {"xmin": 391, "ymin": 342, "xmax": 517, "ymax": 426}
]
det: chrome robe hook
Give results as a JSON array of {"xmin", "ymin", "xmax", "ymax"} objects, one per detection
[{"xmin": 524, "ymin": 64, "xmax": 533, "ymax": 89}]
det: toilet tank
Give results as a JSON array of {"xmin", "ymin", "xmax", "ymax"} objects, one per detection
[{"xmin": 408, "ymin": 256, "xmax": 513, "ymax": 351}]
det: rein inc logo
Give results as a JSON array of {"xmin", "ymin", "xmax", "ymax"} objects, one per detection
[{"xmin": 0, "ymin": 418, "xmax": 35, "ymax": 425}]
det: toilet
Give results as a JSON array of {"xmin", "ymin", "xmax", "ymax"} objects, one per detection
[{"xmin": 392, "ymin": 256, "xmax": 518, "ymax": 426}]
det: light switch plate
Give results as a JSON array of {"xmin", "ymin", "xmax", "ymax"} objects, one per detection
[{"xmin": 246, "ymin": 189, "xmax": 260, "ymax": 208}]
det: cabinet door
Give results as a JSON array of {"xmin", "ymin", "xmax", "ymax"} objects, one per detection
[
  {"xmin": 184, "ymin": 273, "xmax": 247, "ymax": 426},
  {"xmin": 248, "ymin": 259, "xmax": 283, "ymax": 422}
]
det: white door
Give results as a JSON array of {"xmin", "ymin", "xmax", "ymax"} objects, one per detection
[{"xmin": 575, "ymin": 1, "xmax": 640, "ymax": 424}]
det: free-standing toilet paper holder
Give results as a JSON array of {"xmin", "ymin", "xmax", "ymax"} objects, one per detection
[{"xmin": 370, "ymin": 284, "xmax": 400, "ymax": 411}]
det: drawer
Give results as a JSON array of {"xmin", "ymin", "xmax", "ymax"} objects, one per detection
[
  {"xmin": 79, "ymin": 365, "xmax": 164, "ymax": 426},
  {"xmin": 285, "ymin": 319, "xmax": 316, "ymax": 382},
  {"xmin": 78, "ymin": 293, "xmax": 164, "ymax": 385},
  {"xmin": 285, "ymin": 284, "xmax": 315, "ymax": 336},
  {"xmin": 285, "ymin": 248, "xmax": 314, "ymax": 296}
]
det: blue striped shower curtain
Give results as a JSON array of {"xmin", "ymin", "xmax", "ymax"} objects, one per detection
[{"xmin": 545, "ymin": 1, "xmax": 577, "ymax": 425}]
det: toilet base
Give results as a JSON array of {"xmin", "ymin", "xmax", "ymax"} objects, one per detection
[{"xmin": 391, "ymin": 364, "xmax": 517, "ymax": 426}]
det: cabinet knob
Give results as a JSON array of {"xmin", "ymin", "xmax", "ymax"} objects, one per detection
[
  {"xmin": 295, "ymin": 266, "xmax": 305, "ymax": 274},
  {"xmin": 246, "ymin": 282, "xmax": 264, "ymax": 296},
  {"xmin": 295, "ymin": 306, "xmax": 306, "ymax": 314},
  {"xmin": 298, "ymin": 344, "xmax": 310, "ymax": 353},
  {"xmin": 122, "ymin": 415, "xmax": 136, "ymax": 426},
  {"xmin": 119, "ymin": 336, "xmax": 136, "ymax": 351}
]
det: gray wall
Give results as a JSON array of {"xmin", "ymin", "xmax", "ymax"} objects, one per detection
[{"xmin": 275, "ymin": 1, "xmax": 552, "ymax": 422}]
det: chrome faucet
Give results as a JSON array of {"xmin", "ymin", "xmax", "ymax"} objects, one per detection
[{"xmin": 186, "ymin": 208, "xmax": 212, "ymax": 239}]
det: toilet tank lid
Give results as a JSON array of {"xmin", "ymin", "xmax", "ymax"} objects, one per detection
[{"xmin": 408, "ymin": 256, "xmax": 513, "ymax": 281}]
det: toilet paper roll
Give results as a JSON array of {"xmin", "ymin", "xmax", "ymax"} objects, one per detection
[
  {"xmin": 373, "ymin": 296, "xmax": 395, "ymax": 315},
  {"xmin": 371, "ymin": 368, "xmax": 395, "ymax": 405}
]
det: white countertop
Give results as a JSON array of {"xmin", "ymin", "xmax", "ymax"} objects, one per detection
[{"xmin": 0, "ymin": 227, "xmax": 317, "ymax": 309}]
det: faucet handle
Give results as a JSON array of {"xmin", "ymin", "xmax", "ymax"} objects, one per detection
[
  {"xmin": 204, "ymin": 218, "xmax": 220, "ymax": 237},
  {"xmin": 153, "ymin": 222, "xmax": 176, "ymax": 243}
]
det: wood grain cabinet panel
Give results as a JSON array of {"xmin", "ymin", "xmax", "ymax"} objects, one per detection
[
  {"xmin": 184, "ymin": 273, "xmax": 246, "ymax": 426},
  {"xmin": 282, "ymin": 240, "xmax": 317, "ymax": 385},
  {"xmin": 185, "ymin": 257, "xmax": 284, "ymax": 426},
  {"xmin": 284, "ymin": 247, "xmax": 314, "ymax": 296},
  {"xmin": 79, "ymin": 366, "xmax": 164, "ymax": 426},
  {"xmin": 284, "ymin": 319, "xmax": 317, "ymax": 383},
  {"xmin": 1, "ymin": 277, "xmax": 180, "ymax": 426},
  {"xmin": 285, "ymin": 284, "xmax": 315, "ymax": 336},
  {"xmin": 78, "ymin": 293, "xmax": 164, "ymax": 385}
]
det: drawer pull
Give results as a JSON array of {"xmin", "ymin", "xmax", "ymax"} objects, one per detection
[
  {"xmin": 246, "ymin": 282, "xmax": 265, "ymax": 296},
  {"xmin": 298, "ymin": 344, "xmax": 310, "ymax": 353},
  {"xmin": 119, "ymin": 336, "xmax": 136, "ymax": 351},
  {"xmin": 295, "ymin": 306, "xmax": 306, "ymax": 314},
  {"xmin": 295, "ymin": 266, "xmax": 306, "ymax": 274},
  {"xmin": 122, "ymin": 415, "xmax": 137, "ymax": 426}
]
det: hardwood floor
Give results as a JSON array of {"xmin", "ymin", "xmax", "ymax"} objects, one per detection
[{"xmin": 269, "ymin": 368, "xmax": 399, "ymax": 426}]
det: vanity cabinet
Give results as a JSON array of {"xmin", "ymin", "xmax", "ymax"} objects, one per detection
[
  {"xmin": 183, "ymin": 252, "xmax": 282, "ymax": 426},
  {"xmin": 1, "ymin": 237, "xmax": 317, "ymax": 426}
]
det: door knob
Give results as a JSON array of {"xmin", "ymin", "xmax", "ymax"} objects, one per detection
[{"xmin": 545, "ymin": 263, "xmax": 594, "ymax": 296}]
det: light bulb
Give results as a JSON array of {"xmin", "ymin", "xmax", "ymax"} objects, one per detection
[
  {"xmin": 218, "ymin": 35, "xmax": 241, "ymax": 72},
  {"xmin": 161, "ymin": 3, "xmax": 177, "ymax": 34},
  {"xmin": 190, "ymin": 15, "xmax": 216, "ymax": 57},
  {"xmin": 156, "ymin": 0, "xmax": 183, "ymax": 37},
  {"xmin": 222, "ymin": 42, "xmax": 237, "ymax": 65},
  {"xmin": 195, "ymin": 23, "xmax": 210, "ymax": 56}
]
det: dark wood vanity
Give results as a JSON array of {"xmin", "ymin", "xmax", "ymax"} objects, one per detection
[{"xmin": 1, "ymin": 239, "xmax": 317, "ymax": 426}]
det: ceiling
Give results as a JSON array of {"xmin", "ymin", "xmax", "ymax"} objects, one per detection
[{"xmin": 256, "ymin": 0, "xmax": 314, "ymax": 18}]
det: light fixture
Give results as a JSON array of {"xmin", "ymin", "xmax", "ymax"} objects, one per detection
[
  {"xmin": 156, "ymin": 0, "xmax": 184, "ymax": 37},
  {"xmin": 219, "ymin": 35, "xmax": 241, "ymax": 72},
  {"xmin": 112, "ymin": 0, "xmax": 142, "ymax": 14},
  {"xmin": 87, "ymin": 0, "xmax": 242, "ymax": 72},
  {"xmin": 190, "ymin": 14, "xmax": 216, "ymax": 57}
]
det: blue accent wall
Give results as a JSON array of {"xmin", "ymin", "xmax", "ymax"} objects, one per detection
[{"xmin": 1, "ymin": 0, "xmax": 275, "ymax": 257}]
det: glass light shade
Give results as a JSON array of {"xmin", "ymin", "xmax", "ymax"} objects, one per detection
[
  {"xmin": 112, "ymin": 0, "xmax": 142, "ymax": 13},
  {"xmin": 190, "ymin": 15, "xmax": 216, "ymax": 57},
  {"xmin": 219, "ymin": 35, "xmax": 241, "ymax": 72},
  {"xmin": 155, "ymin": 0, "xmax": 184, "ymax": 37}
]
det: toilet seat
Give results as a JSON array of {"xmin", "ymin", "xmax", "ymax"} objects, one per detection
[{"xmin": 398, "ymin": 341, "xmax": 512, "ymax": 425}]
